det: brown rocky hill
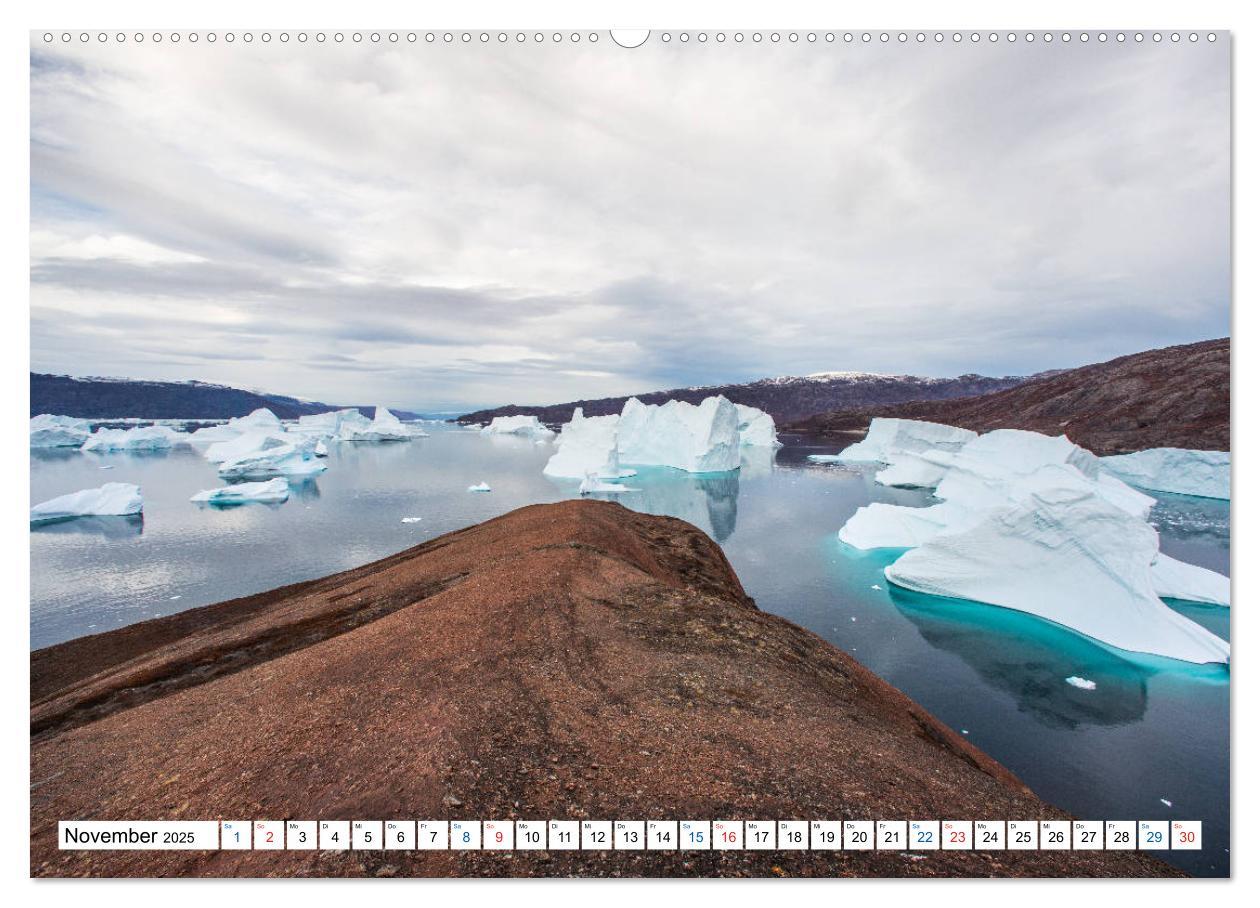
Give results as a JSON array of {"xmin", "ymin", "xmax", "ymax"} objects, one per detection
[
  {"xmin": 456, "ymin": 372, "xmax": 1024, "ymax": 427},
  {"xmin": 31, "ymin": 502, "xmax": 1175, "ymax": 878},
  {"xmin": 782, "ymin": 338, "xmax": 1229, "ymax": 455}
]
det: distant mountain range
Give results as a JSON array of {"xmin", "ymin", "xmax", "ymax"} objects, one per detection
[
  {"xmin": 456, "ymin": 371, "xmax": 1027, "ymax": 427},
  {"xmin": 782, "ymin": 338, "xmax": 1229, "ymax": 455},
  {"xmin": 29, "ymin": 373, "xmax": 420, "ymax": 421}
]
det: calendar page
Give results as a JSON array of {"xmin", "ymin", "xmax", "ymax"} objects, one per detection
[{"xmin": 26, "ymin": 13, "xmax": 1231, "ymax": 885}]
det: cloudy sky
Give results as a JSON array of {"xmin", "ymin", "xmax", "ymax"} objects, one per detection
[{"xmin": 30, "ymin": 34, "xmax": 1229, "ymax": 411}]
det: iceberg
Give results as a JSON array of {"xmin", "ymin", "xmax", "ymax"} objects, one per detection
[
  {"xmin": 578, "ymin": 474, "xmax": 637, "ymax": 495},
  {"xmin": 835, "ymin": 421, "xmax": 1230, "ymax": 664},
  {"xmin": 293, "ymin": 408, "xmax": 371, "ymax": 440},
  {"xmin": 482, "ymin": 415, "xmax": 555, "ymax": 438},
  {"xmin": 191, "ymin": 478, "xmax": 290, "ymax": 505},
  {"xmin": 341, "ymin": 406, "xmax": 412, "ymax": 442},
  {"xmin": 314, "ymin": 439, "xmax": 329, "ymax": 457},
  {"xmin": 1150, "ymin": 553, "xmax": 1230, "ymax": 606},
  {"xmin": 218, "ymin": 440, "xmax": 327, "ymax": 480},
  {"xmin": 467, "ymin": 481, "xmax": 492, "ymax": 493},
  {"xmin": 30, "ymin": 414, "xmax": 90, "ymax": 448},
  {"xmin": 735, "ymin": 404, "xmax": 780, "ymax": 447},
  {"xmin": 882, "ymin": 482, "xmax": 1230, "ymax": 664},
  {"xmin": 1101, "ymin": 448, "xmax": 1230, "ymax": 500},
  {"xmin": 203, "ymin": 430, "xmax": 293, "ymax": 464},
  {"xmin": 228, "ymin": 408, "xmax": 283, "ymax": 433},
  {"xmin": 835, "ymin": 417, "xmax": 978, "ymax": 464},
  {"xmin": 544, "ymin": 408, "xmax": 631, "ymax": 479},
  {"xmin": 618, "ymin": 396, "xmax": 741, "ymax": 473},
  {"xmin": 81, "ymin": 425, "xmax": 187, "ymax": 452},
  {"xmin": 1065, "ymin": 676, "xmax": 1097, "ymax": 690},
  {"xmin": 31, "ymin": 482, "xmax": 143, "ymax": 523}
]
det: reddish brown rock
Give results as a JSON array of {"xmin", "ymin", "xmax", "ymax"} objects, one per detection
[
  {"xmin": 784, "ymin": 338, "xmax": 1229, "ymax": 455},
  {"xmin": 31, "ymin": 501, "xmax": 1178, "ymax": 878}
]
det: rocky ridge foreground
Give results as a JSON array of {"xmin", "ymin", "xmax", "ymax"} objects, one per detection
[
  {"xmin": 31, "ymin": 501, "xmax": 1177, "ymax": 878},
  {"xmin": 783, "ymin": 338, "xmax": 1229, "ymax": 455}
]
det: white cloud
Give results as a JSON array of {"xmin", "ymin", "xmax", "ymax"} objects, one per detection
[{"xmin": 30, "ymin": 37, "xmax": 1230, "ymax": 410}]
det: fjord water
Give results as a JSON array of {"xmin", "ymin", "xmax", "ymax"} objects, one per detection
[{"xmin": 30, "ymin": 427, "xmax": 1230, "ymax": 876}]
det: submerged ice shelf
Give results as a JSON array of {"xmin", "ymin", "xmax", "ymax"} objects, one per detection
[{"xmin": 828, "ymin": 419, "xmax": 1230, "ymax": 665}]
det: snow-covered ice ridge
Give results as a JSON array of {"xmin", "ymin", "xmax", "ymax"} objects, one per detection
[
  {"xmin": 31, "ymin": 483, "xmax": 143, "ymax": 523},
  {"xmin": 544, "ymin": 396, "xmax": 777, "ymax": 479},
  {"xmin": 1101, "ymin": 448, "xmax": 1230, "ymax": 500},
  {"xmin": 829, "ymin": 418, "xmax": 1230, "ymax": 665}
]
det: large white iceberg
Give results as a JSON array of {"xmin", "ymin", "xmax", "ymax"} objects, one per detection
[
  {"xmin": 1101, "ymin": 448, "xmax": 1230, "ymax": 500},
  {"xmin": 341, "ymin": 406, "xmax": 412, "ymax": 442},
  {"xmin": 30, "ymin": 414, "xmax": 91, "ymax": 448},
  {"xmin": 735, "ymin": 404, "xmax": 780, "ymax": 447},
  {"xmin": 81, "ymin": 425, "xmax": 187, "ymax": 452},
  {"xmin": 836, "ymin": 421, "xmax": 1230, "ymax": 664},
  {"xmin": 618, "ymin": 396, "xmax": 741, "ymax": 473},
  {"xmin": 217, "ymin": 435, "xmax": 327, "ymax": 480},
  {"xmin": 31, "ymin": 482, "xmax": 143, "ymax": 523},
  {"xmin": 482, "ymin": 415, "xmax": 555, "ymax": 438},
  {"xmin": 544, "ymin": 408, "xmax": 629, "ymax": 479},
  {"xmin": 883, "ymin": 483, "xmax": 1230, "ymax": 665},
  {"xmin": 191, "ymin": 478, "xmax": 290, "ymax": 505}
]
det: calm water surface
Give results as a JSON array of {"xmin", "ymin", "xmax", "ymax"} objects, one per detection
[{"xmin": 30, "ymin": 426, "xmax": 1230, "ymax": 876}]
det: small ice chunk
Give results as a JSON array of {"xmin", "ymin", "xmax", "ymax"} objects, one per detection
[
  {"xmin": 191, "ymin": 477, "xmax": 291, "ymax": 505},
  {"xmin": 467, "ymin": 482, "xmax": 492, "ymax": 493},
  {"xmin": 1065, "ymin": 676, "xmax": 1097, "ymax": 690},
  {"xmin": 99, "ymin": 464, "xmax": 115, "ymax": 470},
  {"xmin": 401, "ymin": 517, "xmax": 423, "ymax": 523},
  {"xmin": 1160, "ymin": 799, "xmax": 1173, "ymax": 808},
  {"xmin": 31, "ymin": 482, "xmax": 142, "ymax": 523},
  {"xmin": 871, "ymin": 584, "xmax": 881, "ymax": 590},
  {"xmin": 806, "ymin": 453, "xmax": 845, "ymax": 463},
  {"xmin": 578, "ymin": 473, "xmax": 638, "ymax": 495},
  {"xmin": 314, "ymin": 439, "xmax": 329, "ymax": 457}
]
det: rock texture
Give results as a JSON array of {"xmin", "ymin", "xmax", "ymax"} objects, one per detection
[
  {"xmin": 457, "ymin": 373, "xmax": 1025, "ymax": 427},
  {"xmin": 783, "ymin": 339, "xmax": 1228, "ymax": 455},
  {"xmin": 31, "ymin": 501, "xmax": 1177, "ymax": 878}
]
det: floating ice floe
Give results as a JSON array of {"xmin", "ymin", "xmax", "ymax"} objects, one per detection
[
  {"xmin": 735, "ymin": 404, "xmax": 780, "ymax": 447},
  {"xmin": 482, "ymin": 415, "xmax": 555, "ymax": 438},
  {"xmin": 341, "ymin": 406, "xmax": 412, "ymax": 442},
  {"xmin": 401, "ymin": 516, "xmax": 423, "ymax": 523},
  {"xmin": 467, "ymin": 481, "xmax": 492, "ymax": 492},
  {"xmin": 806, "ymin": 453, "xmax": 846, "ymax": 464},
  {"xmin": 30, "ymin": 414, "xmax": 91, "ymax": 448},
  {"xmin": 31, "ymin": 482, "xmax": 142, "ymax": 523},
  {"xmin": 219, "ymin": 450, "xmax": 326, "ymax": 481},
  {"xmin": 618, "ymin": 396, "xmax": 741, "ymax": 473},
  {"xmin": 578, "ymin": 474, "xmax": 637, "ymax": 495},
  {"xmin": 1065, "ymin": 676, "xmax": 1097, "ymax": 690},
  {"xmin": 836, "ymin": 422, "xmax": 1230, "ymax": 664},
  {"xmin": 832, "ymin": 417, "xmax": 978, "ymax": 465},
  {"xmin": 203, "ymin": 430, "xmax": 292, "ymax": 464},
  {"xmin": 1101, "ymin": 448, "xmax": 1230, "ymax": 501},
  {"xmin": 81, "ymin": 425, "xmax": 188, "ymax": 452},
  {"xmin": 191, "ymin": 478, "xmax": 290, "ymax": 505},
  {"xmin": 314, "ymin": 439, "xmax": 329, "ymax": 457},
  {"xmin": 544, "ymin": 408, "xmax": 633, "ymax": 479}
]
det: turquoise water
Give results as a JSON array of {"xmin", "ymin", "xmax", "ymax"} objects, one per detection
[{"xmin": 29, "ymin": 426, "xmax": 1230, "ymax": 876}]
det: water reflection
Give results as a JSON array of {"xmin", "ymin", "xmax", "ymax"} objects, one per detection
[
  {"xmin": 30, "ymin": 514, "xmax": 145, "ymax": 538},
  {"xmin": 607, "ymin": 468, "xmax": 741, "ymax": 542},
  {"xmin": 888, "ymin": 585, "xmax": 1154, "ymax": 730}
]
